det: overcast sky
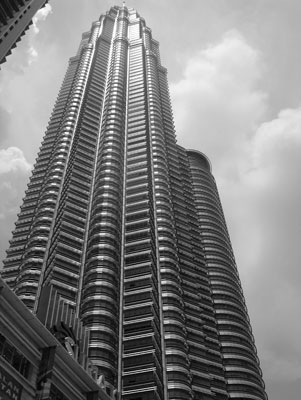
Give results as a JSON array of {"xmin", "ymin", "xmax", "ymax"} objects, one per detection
[{"xmin": 1, "ymin": 0, "xmax": 301, "ymax": 398}]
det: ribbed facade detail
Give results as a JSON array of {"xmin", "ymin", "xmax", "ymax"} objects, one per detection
[
  {"xmin": 0, "ymin": 0, "xmax": 49, "ymax": 65},
  {"xmin": 1, "ymin": 5, "xmax": 267, "ymax": 400},
  {"xmin": 186, "ymin": 150, "xmax": 267, "ymax": 400}
]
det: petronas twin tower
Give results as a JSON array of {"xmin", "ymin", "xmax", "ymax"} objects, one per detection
[{"xmin": 1, "ymin": 5, "xmax": 267, "ymax": 400}]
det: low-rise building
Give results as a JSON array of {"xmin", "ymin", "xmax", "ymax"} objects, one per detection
[{"xmin": 0, "ymin": 277, "xmax": 112, "ymax": 400}]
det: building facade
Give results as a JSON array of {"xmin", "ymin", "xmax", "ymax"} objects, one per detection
[
  {"xmin": 1, "ymin": 5, "xmax": 267, "ymax": 400},
  {"xmin": 0, "ymin": 0, "xmax": 48, "ymax": 65},
  {"xmin": 0, "ymin": 277, "xmax": 112, "ymax": 400}
]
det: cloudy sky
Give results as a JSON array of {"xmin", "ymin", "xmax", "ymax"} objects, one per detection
[{"xmin": 1, "ymin": 0, "xmax": 301, "ymax": 398}]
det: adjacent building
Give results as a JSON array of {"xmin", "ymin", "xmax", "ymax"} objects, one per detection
[
  {"xmin": 1, "ymin": 5, "xmax": 268, "ymax": 400},
  {"xmin": 0, "ymin": 277, "xmax": 112, "ymax": 400},
  {"xmin": 0, "ymin": 0, "xmax": 49, "ymax": 65}
]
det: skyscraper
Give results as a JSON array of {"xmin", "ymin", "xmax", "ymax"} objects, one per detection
[
  {"xmin": 0, "ymin": 0, "xmax": 49, "ymax": 65},
  {"xmin": 1, "ymin": 5, "xmax": 267, "ymax": 400}
]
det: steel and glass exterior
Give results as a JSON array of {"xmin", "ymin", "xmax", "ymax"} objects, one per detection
[
  {"xmin": 1, "ymin": 5, "xmax": 267, "ymax": 400},
  {"xmin": 0, "ymin": 0, "xmax": 49, "ymax": 65}
]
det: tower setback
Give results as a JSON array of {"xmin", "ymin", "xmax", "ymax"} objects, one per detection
[{"xmin": 1, "ymin": 5, "xmax": 267, "ymax": 400}]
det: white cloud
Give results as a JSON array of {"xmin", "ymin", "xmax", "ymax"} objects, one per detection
[
  {"xmin": 0, "ymin": 147, "xmax": 32, "ymax": 174},
  {"xmin": 30, "ymin": 4, "xmax": 53, "ymax": 59},
  {"xmin": 238, "ymin": 101, "xmax": 301, "ymax": 387},
  {"xmin": 252, "ymin": 106, "xmax": 301, "ymax": 171},
  {"xmin": 0, "ymin": 148, "xmax": 32, "ymax": 262},
  {"xmin": 36, "ymin": 3, "xmax": 53, "ymax": 21},
  {"xmin": 27, "ymin": 46, "xmax": 39, "ymax": 65},
  {"xmin": 240, "ymin": 107, "xmax": 301, "ymax": 289},
  {"xmin": 171, "ymin": 30, "xmax": 267, "ymax": 178},
  {"xmin": 32, "ymin": 4, "xmax": 53, "ymax": 34},
  {"xmin": 171, "ymin": 30, "xmax": 301, "ymax": 391},
  {"xmin": 3, "ymin": 4, "xmax": 53, "ymax": 69}
]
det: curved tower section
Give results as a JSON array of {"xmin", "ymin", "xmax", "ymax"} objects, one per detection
[
  {"xmin": 116, "ymin": 8, "xmax": 167, "ymax": 399},
  {"xmin": 186, "ymin": 150, "xmax": 267, "ymax": 400}
]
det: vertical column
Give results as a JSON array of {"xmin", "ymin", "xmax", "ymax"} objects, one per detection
[
  {"xmin": 120, "ymin": 17, "xmax": 165, "ymax": 400},
  {"xmin": 144, "ymin": 30, "xmax": 193, "ymax": 400},
  {"xmin": 81, "ymin": 9, "xmax": 127, "ymax": 388}
]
